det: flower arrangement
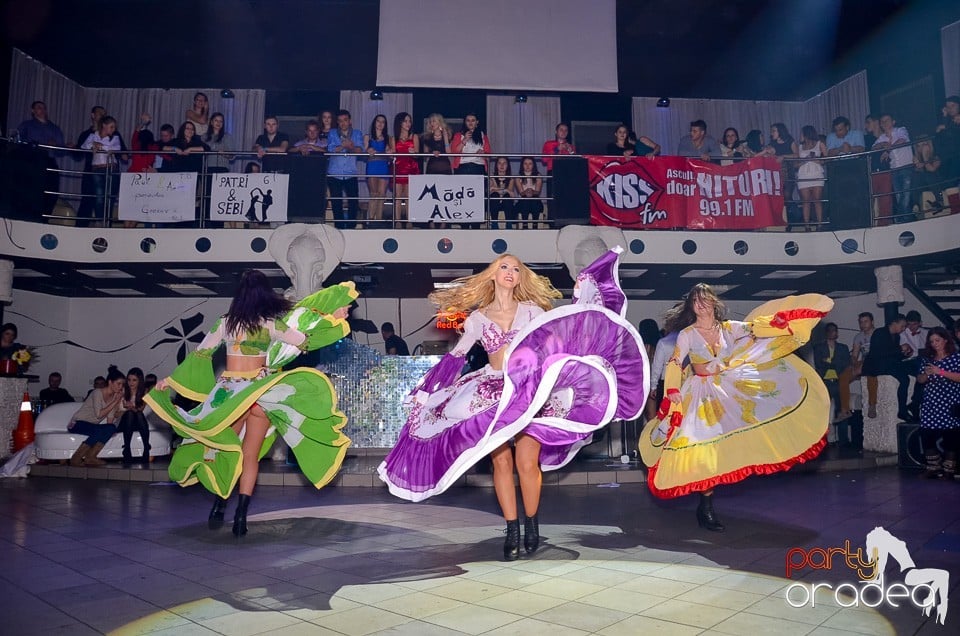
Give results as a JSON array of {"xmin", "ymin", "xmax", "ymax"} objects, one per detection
[{"xmin": 11, "ymin": 346, "xmax": 37, "ymax": 370}]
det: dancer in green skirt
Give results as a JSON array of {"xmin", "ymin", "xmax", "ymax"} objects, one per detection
[{"xmin": 146, "ymin": 270, "xmax": 357, "ymax": 536}]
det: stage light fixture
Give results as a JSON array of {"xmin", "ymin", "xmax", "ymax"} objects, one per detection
[
  {"xmin": 515, "ymin": 95, "xmax": 528, "ymax": 103},
  {"xmin": 656, "ymin": 97, "xmax": 670, "ymax": 108},
  {"xmin": 370, "ymin": 90, "xmax": 384, "ymax": 100},
  {"xmin": 220, "ymin": 89, "xmax": 235, "ymax": 99}
]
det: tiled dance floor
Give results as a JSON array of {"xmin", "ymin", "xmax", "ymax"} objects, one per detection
[{"xmin": 2, "ymin": 466, "xmax": 958, "ymax": 635}]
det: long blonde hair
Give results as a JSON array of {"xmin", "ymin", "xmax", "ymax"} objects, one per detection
[
  {"xmin": 426, "ymin": 113, "xmax": 450, "ymax": 139},
  {"xmin": 428, "ymin": 254, "xmax": 561, "ymax": 314}
]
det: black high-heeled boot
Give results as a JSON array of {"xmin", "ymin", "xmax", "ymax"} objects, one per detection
[
  {"xmin": 208, "ymin": 496, "xmax": 228, "ymax": 530},
  {"xmin": 233, "ymin": 494, "xmax": 251, "ymax": 537},
  {"xmin": 696, "ymin": 493, "xmax": 725, "ymax": 532},
  {"xmin": 523, "ymin": 514, "xmax": 540, "ymax": 554},
  {"xmin": 503, "ymin": 519, "xmax": 521, "ymax": 561},
  {"xmin": 121, "ymin": 428, "xmax": 134, "ymax": 466}
]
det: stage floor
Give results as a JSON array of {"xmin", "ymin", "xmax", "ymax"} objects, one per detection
[{"xmin": 2, "ymin": 467, "xmax": 957, "ymax": 635}]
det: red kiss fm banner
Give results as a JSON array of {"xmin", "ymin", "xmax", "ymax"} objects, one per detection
[{"xmin": 588, "ymin": 155, "xmax": 785, "ymax": 230}]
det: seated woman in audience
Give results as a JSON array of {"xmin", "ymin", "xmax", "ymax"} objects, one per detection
[
  {"xmin": 165, "ymin": 121, "xmax": 210, "ymax": 173},
  {"xmin": 797, "ymin": 125, "xmax": 827, "ymax": 229},
  {"xmin": 451, "ymin": 113, "xmax": 491, "ymax": 176},
  {"xmin": 118, "ymin": 366, "xmax": 150, "ymax": 465},
  {"xmin": 185, "ymin": 92, "xmax": 210, "ymax": 137},
  {"xmin": 422, "ymin": 113, "xmax": 452, "ymax": 175},
  {"xmin": 607, "ymin": 124, "xmax": 635, "ymax": 157},
  {"xmin": 513, "ymin": 156, "xmax": 543, "ymax": 229},
  {"xmin": 68, "ymin": 365, "xmax": 125, "ymax": 466},
  {"xmin": 392, "ymin": 112, "xmax": 420, "ymax": 223},
  {"xmin": 913, "ymin": 135, "xmax": 945, "ymax": 210},
  {"xmin": 364, "ymin": 114, "xmax": 392, "ymax": 223},
  {"xmin": 489, "ymin": 156, "xmax": 515, "ymax": 230},
  {"xmin": 719, "ymin": 128, "xmax": 745, "ymax": 165}
]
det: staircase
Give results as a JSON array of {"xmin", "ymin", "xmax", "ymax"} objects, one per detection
[{"xmin": 906, "ymin": 264, "xmax": 960, "ymax": 327}]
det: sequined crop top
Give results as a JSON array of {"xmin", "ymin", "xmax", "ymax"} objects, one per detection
[
  {"xmin": 451, "ymin": 302, "xmax": 544, "ymax": 356},
  {"xmin": 197, "ymin": 317, "xmax": 306, "ymax": 358}
]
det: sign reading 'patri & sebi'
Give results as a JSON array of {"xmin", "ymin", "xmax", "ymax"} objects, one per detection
[
  {"xmin": 118, "ymin": 172, "xmax": 198, "ymax": 223},
  {"xmin": 408, "ymin": 175, "xmax": 485, "ymax": 224},
  {"xmin": 209, "ymin": 173, "xmax": 289, "ymax": 223}
]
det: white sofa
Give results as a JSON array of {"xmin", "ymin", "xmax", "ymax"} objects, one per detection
[{"xmin": 34, "ymin": 402, "xmax": 174, "ymax": 461}]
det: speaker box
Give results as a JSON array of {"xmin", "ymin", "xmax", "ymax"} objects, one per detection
[
  {"xmin": 550, "ymin": 158, "xmax": 590, "ymax": 226},
  {"xmin": 825, "ymin": 157, "xmax": 871, "ymax": 229}
]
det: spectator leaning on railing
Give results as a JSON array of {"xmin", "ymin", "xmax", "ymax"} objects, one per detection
[
  {"xmin": 326, "ymin": 109, "xmax": 364, "ymax": 229},
  {"xmin": 873, "ymin": 113, "xmax": 914, "ymax": 223},
  {"xmin": 677, "ymin": 119, "xmax": 719, "ymax": 161}
]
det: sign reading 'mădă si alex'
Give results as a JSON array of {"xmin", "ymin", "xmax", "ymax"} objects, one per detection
[{"xmin": 408, "ymin": 175, "xmax": 485, "ymax": 224}]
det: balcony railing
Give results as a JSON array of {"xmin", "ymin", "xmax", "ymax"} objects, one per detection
[{"xmin": 1, "ymin": 137, "xmax": 957, "ymax": 231}]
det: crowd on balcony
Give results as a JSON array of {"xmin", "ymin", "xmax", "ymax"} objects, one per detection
[{"xmin": 6, "ymin": 93, "xmax": 960, "ymax": 229}]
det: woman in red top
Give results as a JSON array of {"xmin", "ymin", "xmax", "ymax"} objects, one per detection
[
  {"xmin": 392, "ymin": 112, "xmax": 420, "ymax": 223},
  {"xmin": 541, "ymin": 122, "xmax": 576, "ymax": 204}
]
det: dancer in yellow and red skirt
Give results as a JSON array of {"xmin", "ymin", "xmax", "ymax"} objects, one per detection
[{"xmin": 640, "ymin": 283, "xmax": 833, "ymax": 531}]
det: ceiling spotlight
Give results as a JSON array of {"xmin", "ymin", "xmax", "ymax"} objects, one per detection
[
  {"xmin": 220, "ymin": 89, "xmax": 235, "ymax": 99},
  {"xmin": 370, "ymin": 90, "xmax": 384, "ymax": 101},
  {"xmin": 515, "ymin": 95, "xmax": 528, "ymax": 104},
  {"xmin": 656, "ymin": 97, "xmax": 670, "ymax": 108}
]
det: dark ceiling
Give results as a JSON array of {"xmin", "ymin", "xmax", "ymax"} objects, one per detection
[{"xmin": 0, "ymin": 0, "xmax": 924, "ymax": 101}]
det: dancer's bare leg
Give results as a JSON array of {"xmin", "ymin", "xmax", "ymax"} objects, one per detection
[
  {"xmin": 237, "ymin": 405, "xmax": 270, "ymax": 496},
  {"xmin": 514, "ymin": 434, "xmax": 542, "ymax": 517},
  {"xmin": 491, "ymin": 443, "xmax": 517, "ymax": 520}
]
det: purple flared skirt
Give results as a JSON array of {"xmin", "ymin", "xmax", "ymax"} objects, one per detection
[{"xmin": 378, "ymin": 304, "xmax": 649, "ymax": 501}]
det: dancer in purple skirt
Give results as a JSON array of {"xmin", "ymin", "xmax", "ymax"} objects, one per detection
[{"xmin": 379, "ymin": 249, "xmax": 648, "ymax": 560}]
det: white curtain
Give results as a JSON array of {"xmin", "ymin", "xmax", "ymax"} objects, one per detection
[
  {"xmin": 632, "ymin": 72, "xmax": 869, "ymax": 154},
  {"xmin": 7, "ymin": 49, "xmax": 265, "ymax": 150},
  {"xmin": 632, "ymin": 97, "xmax": 805, "ymax": 155},
  {"xmin": 339, "ymin": 90, "xmax": 413, "ymax": 199},
  {"xmin": 943, "ymin": 20, "xmax": 960, "ymax": 98},
  {"xmin": 803, "ymin": 71, "xmax": 870, "ymax": 134},
  {"xmin": 485, "ymin": 95, "xmax": 561, "ymax": 157},
  {"xmin": 7, "ymin": 49, "xmax": 86, "ymax": 140},
  {"xmin": 339, "ymin": 90, "xmax": 413, "ymax": 136}
]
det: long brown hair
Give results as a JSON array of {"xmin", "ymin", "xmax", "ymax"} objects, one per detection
[
  {"xmin": 663, "ymin": 283, "xmax": 727, "ymax": 333},
  {"xmin": 923, "ymin": 326, "xmax": 957, "ymax": 359}
]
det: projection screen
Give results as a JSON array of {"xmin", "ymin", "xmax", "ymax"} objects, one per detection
[{"xmin": 376, "ymin": 0, "xmax": 618, "ymax": 93}]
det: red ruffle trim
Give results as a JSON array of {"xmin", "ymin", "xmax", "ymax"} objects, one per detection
[
  {"xmin": 769, "ymin": 308, "xmax": 828, "ymax": 330},
  {"xmin": 645, "ymin": 436, "xmax": 827, "ymax": 499}
]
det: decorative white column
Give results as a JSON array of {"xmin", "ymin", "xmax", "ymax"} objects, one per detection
[
  {"xmin": 874, "ymin": 264, "xmax": 904, "ymax": 306},
  {"xmin": 0, "ymin": 259, "xmax": 13, "ymax": 304}
]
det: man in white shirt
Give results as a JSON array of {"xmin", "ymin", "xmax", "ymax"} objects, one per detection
[
  {"xmin": 873, "ymin": 113, "xmax": 914, "ymax": 223},
  {"xmin": 899, "ymin": 310, "xmax": 928, "ymax": 420}
]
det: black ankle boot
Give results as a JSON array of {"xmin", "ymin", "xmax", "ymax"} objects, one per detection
[
  {"xmin": 208, "ymin": 496, "xmax": 228, "ymax": 530},
  {"xmin": 696, "ymin": 493, "xmax": 725, "ymax": 532},
  {"xmin": 503, "ymin": 519, "xmax": 521, "ymax": 561},
  {"xmin": 121, "ymin": 429, "xmax": 133, "ymax": 465},
  {"xmin": 523, "ymin": 514, "xmax": 540, "ymax": 554},
  {"xmin": 233, "ymin": 494, "xmax": 251, "ymax": 537}
]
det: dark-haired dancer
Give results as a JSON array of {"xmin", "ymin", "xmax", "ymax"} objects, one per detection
[
  {"xmin": 146, "ymin": 270, "xmax": 357, "ymax": 536},
  {"xmin": 641, "ymin": 284, "xmax": 832, "ymax": 530}
]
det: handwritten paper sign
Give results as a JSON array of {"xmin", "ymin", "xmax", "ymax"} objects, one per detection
[
  {"xmin": 209, "ymin": 173, "xmax": 289, "ymax": 223},
  {"xmin": 408, "ymin": 174, "xmax": 485, "ymax": 224},
  {"xmin": 118, "ymin": 172, "xmax": 198, "ymax": 223}
]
